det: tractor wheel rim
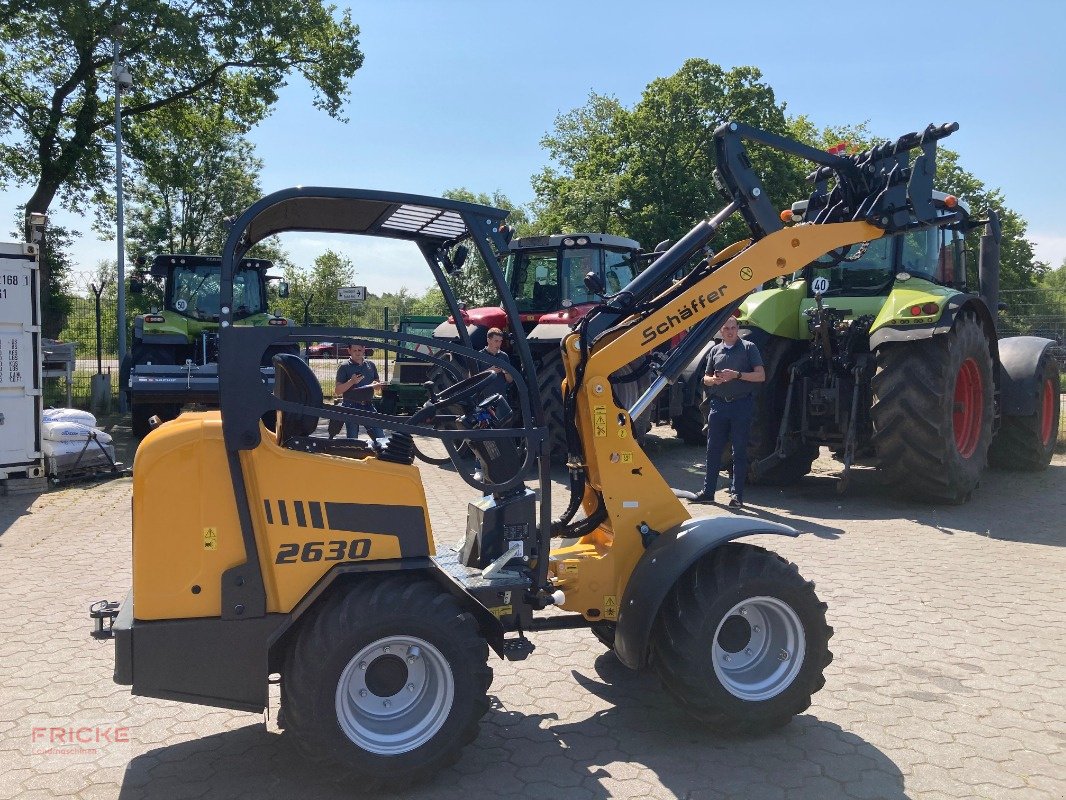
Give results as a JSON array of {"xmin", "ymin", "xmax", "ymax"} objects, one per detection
[
  {"xmin": 711, "ymin": 596, "xmax": 806, "ymax": 701},
  {"xmin": 1040, "ymin": 378, "xmax": 1055, "ymax": 447},
  {"xmin": 953, "ymin": 358, "xmax": 984, "ymax": 458},
  {"xmin": 335, "ymin": 635, "xmax": 454, "ymax": 755}
]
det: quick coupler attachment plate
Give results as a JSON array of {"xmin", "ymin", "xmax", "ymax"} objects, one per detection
[{"xmin": 89, "ymin": 600, "xmax": 121, "ymax": 640}]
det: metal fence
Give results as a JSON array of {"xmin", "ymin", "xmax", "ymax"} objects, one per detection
[{"xmin": 41, "ymin": 291, "xmax": 1066, "ymax": 448}]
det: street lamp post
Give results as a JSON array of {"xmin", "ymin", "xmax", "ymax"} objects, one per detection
[{"xmin": 112, "ymin": 28, "xmax": 132, "ymax": 412}]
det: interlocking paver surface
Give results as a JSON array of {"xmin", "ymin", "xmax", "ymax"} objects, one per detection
[{"xmin": 0, "ymin": 423, "xmax": 1063, "ymax": 799}]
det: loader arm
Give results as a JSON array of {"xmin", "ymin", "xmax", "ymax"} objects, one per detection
[{"xmin": 546, "ymin": 119, "xmax": 957, "ymax": 619}]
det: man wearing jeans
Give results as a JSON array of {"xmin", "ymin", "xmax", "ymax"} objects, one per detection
[
  {"xmin": 693, "ymin": 318, "xmax": 765, "ymax": 508},
  {"xmin": 335, "ymin": 342, "xmax": 385, "ymax": 442}
]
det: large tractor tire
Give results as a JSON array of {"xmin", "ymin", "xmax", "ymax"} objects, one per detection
[
  {"xmin": 746, "ymin": 334, "xmax": 818, "ymax": 486},
  {"xmin": 672, "ymin": 403, "xmax": 706, "ymax": 446},
  {"xmin": 129, "ymin": 345, "xmax": 180, "ymax": 439},
  {"xmin": 536, "ymin": 349, "xmax": 568, "ymax": 461},
  {"xmin": 871, "ymin": 314, "xmax": 994, "ymax": 503},
  {"xmin": 611, "ymin": 358, "xmax": 654, "ymax": 445},
  {"xmin": 650, "ymin": 542, "xmax": 833, "ymax": 734},
  {"xmin": 988, "ymin": 353, "xmax": 1061, "ymax": 470},
  {"xmin": 282, "ymin": 576, "xmax": 492, "ymax": 790}
]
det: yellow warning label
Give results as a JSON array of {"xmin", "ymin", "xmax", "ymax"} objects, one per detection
[
  {"xmin": 202, "ymin": 527, "xmax": 218, "ymax": 551},
  {"xmin": 603, "ymin": 595, "xmax": 618, "ymax": 620},
  {"xmin": 562, "ymin": 562, "xmax": 579, "ymax": 575},
  {"xmin": 740, "ymin": 266, "xmax": 754, "ymax": 281},
  {"xmin": 620, "ymin": 451, "xmax": 633, "ymax": 463},
  {"xmin": 489, "ymin": 605, "xmax": 513, "ymax": 619},
  {"xmin": 617, "ymin": 427, "xmax": 628, "ymax": 439},
  {"xmin": 594, "ymin": 405, "xmax": 607, "ymax": 438}
]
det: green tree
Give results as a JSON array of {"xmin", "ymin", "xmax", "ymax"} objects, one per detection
[
  {"xmin": 439, "ymin": 188, "xmax": 530, "ymax": 309},
  {"xmin": 277, "ymin": 249, "xmax": 356, "ymax": 326},
  {"xmin": 532, "ymin": 61, "xmax": 806, "ymax": 251},
  {"xmin": 122, "ymin": 99, "xmax": 265, "ymax": 260},
  {"xmin": 0, "ymin": 0, "xmax": 364, "ymax": 328}
]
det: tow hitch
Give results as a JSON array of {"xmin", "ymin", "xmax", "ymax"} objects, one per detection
[{"xmin": 89, "ymin": 600, "xmax": 121, "ymax": 640}]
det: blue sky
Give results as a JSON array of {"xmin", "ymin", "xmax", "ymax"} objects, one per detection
[{"xmin": 4, "ymin": 0, "xmax": 1065, "ymax": 295}]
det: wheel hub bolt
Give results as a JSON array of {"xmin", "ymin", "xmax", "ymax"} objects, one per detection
[
  {"xmin": 383, "ymin": 700, "xmax": 391, "ymax": 708},
  {"xmin": 408, "ymin": 684, "xmax": 416, "ymax": 693},
  {"xmin": 407, "ymin": 646, "xmax": 421, "ymax": 663},
  {"xmin": 358, "ymin": 661, "xmax": 367, "ymax": 670},
  {"xmin": 753, "ymin": 626, "xmax": 761, "ymax": 633},
  {"xmin": 778, "ymin": 650, "xmax": 789, "ymax": 661},
  {"xmin": 383, "ymin": 646, "xmax": 390, "ymax": 653},
  {"xmin": 724, "ymin": 654, "xmax": 731, "ymax": 662},
  {"xmin": 745, "ymin": 648, "xmax": 753, "ymax": 656},
  {"xmin": 359, "ymin": 689, "xmax": 367, "ymax": 697},
  {"xmin": 739, "ymin": 607, "xmax": 747, "ymax": 616}
]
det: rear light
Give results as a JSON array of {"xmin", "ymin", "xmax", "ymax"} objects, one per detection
[
  {"xmin": 144, "ymin": 315, "xmax": 165, "ymax": 323},
  {"xmin": 268, "ymin": 318, "xmax": 288, "ymax": 326},
  {"xmin": 921, "ymin": 302, "xmax": 939, "ymax": 316},
  {"xmin": 780, "ymin": 209, "xmax": 793, "ymax": 223},
  {"xmin": 909, "ymin": 305, "xmax": 923, "ymax": 316},
  {"xmin": 943, "ymin": 195, "xmax": 958, "ymax": 209},
  {"xmin": 827, "ymin": 143, "xmax": 848, "ymax": 156}
]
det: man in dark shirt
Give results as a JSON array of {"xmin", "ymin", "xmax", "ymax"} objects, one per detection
[
  {"xmin": 480, "ymin": 327, "xmax": 512, "ymax": 388},
  {"xmin": 693, "ymin": 317, "xmax": 765, "ymax": 508},
  {"xmin": 335, "ymin": 342, "xmax": 385, "ymax": 442}
]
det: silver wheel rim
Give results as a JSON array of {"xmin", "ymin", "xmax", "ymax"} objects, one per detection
[
  {"xmin": 335, "ymin": 635, "xmax": 454, "ymax": 755},
  {"xmin": 711, "ymin": 596, "xmax": 806, "ymax": 701}
]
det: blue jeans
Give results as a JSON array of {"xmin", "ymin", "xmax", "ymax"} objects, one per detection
[
  {"xmin": 704, "ymin": 395, "xmax": 755, "ymax": 500},
  {"xmin": 343, "ymin": 402, "xmax": 384, "ymax": 442}
]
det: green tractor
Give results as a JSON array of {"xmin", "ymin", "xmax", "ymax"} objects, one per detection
[
  {"xmin": 122, "ymin": 254, "xmax": 296, "ymax": 437},
  {"xmin": 738, "ymin": 194, "xmax": 1060, "ymax": 502},
  {"xmin": 378, "ymin": 314, "xmax": 446, "ymax": 415}
]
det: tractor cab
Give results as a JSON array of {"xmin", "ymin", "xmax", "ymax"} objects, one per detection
[
  {"xmin": 503, "ymin": 233, "xmax": 640, "ymax": 324},
  {"xmin": 150, "ymin": 254, "xmax": 275, "ymax": 322}
]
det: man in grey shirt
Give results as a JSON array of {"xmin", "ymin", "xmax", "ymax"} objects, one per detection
[
  {"xmin": 692, "ymin": 317, "xmax": 765, "ymax": 508},
  {"xmin": 335, "ymin": 342, "xmax": 385, "ymax": 442}
]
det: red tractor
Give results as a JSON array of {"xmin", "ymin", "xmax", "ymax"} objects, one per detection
[{"xmin": 433, "ymin": 233, "xmax": 659, "ymax": 459}]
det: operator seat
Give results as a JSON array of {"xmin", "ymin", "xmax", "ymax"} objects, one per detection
[{"xmin": 271, "ymin": 353, "xmax": 374, "ymax": 459}]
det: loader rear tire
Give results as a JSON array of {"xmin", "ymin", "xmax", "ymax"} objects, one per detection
[
  {"xmin": 650, "ymin": 542, "xmax": 832, "ymax": 734},
  {"xmin": 988, "ymin": 353, "xmax": 1061, "ymax": 470},
  {"xmin": 282, "ymin": 576, "xmax": 492, "ymax": 789},
  {"xmin": 871, "ymin": 314, "xmax": 994, "ymax": 503},
  {"xmin": 672, "ymin": 404, "xmax": 706, "ymax": 446},
  {"xmin": 746, "ymin": 334, "xmax": 818, "ymax": 485}
]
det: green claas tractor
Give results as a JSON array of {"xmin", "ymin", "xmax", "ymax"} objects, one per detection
[
  {"xmin": 378, "ymin": 315, "xmax": 446, "ymax": 415},
  {"xmin": 738, "ymin": 194, "xmax": 1060, "ymax": 502},
  {"xmin": 122, "ymin": 254, "xmax": 296, "ymax": 437}
]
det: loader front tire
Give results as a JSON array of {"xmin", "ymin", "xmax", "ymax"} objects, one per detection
[
  {"xmin": 282, "ymin": 576, "xmax": 492, "ymax": 789},
  {"xmin": 536, "ymin": 348, "xmax": 568, "ymax": 461},
  {"xmin": 650, "ymin": 543, "xmax": 832, "ymax": 734}
]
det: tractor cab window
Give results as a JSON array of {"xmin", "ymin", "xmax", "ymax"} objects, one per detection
[
  {"xmin": 561, "ymin": 248, "xmax": 601, "ymax": 305},
  {"xmin": 504, "ymin": 250, "xmax": 559, "ymax": 312},
  {"xmin": 170, "ymin": 265, "xmax": 264, "ymax": 319},
  {"xmin": 603, "ymin": 248, "xmax": 636, "ymax": 295},
  {"xmin": 900, "ymin": 228, "xmax": 941, "ymax": 282},
  {"xmin": 937, "ymin": 227, "xmax": 962, "ymax": 286},
  {"xmin": 808, "ymin": 236, "xmax": 894, "ymax": 297}
]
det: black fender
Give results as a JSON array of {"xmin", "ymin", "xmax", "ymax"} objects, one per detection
[
  {"xmin": 997, "ymin": 336, "xmax": 1057, "ymax": 416},
  {"xmin": 614, "ymin": 516, "xmax": 798, "ymax": 670},
  {"xmin": 869, "ymin": 294, "xmax": 1001, "ymax": 369}
]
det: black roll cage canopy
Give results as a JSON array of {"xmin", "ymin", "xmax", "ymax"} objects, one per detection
[{"xmin": 214, "ymin": 187, "xmax": 555, "ymax": 618}]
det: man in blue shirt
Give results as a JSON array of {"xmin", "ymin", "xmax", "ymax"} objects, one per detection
[
  {"xmin": 335, "ymin": 342, "xmax": 385, "ymax": 442},
  {"xmin": 692, "ymin": 318, "xmax": 765, "ymax": 508}
]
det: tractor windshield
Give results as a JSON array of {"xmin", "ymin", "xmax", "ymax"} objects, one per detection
[
  {"xmin": 808, "ymin": 237, "xmax": 895, "ymax": 297},
  {"xmin": 504, "ymin": 245, "xmax": 638, "ymax": 311},
  {"xmin": 170, "ymin": 265, "xmax": 265, "ymax": 320}
]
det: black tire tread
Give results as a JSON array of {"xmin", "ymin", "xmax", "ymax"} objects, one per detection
[
  {"xmin": 988, "ymin": 355, "xmax": 1061, "ymax": 470},
  {"xmin": 281, "ymin": 575, "xmax": 492, "ymax": 790},
  {"xmin": 650, "ymin": 543, "xmax": 833, "ymax": 734},
  {"xmin": 536, "ymin": 349, "xmax": 568, "ymax": 461},
  {"xmin": 870, "ymin": 315, "xmax": 994, "ymax": 502}
]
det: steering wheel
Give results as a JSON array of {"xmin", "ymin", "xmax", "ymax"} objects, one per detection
[{"xmin": 432, "ymin": 368, "xmax": 502, "ymax": 407}]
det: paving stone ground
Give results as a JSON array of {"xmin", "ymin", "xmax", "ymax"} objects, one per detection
[{"xmin": 0, "ymin": 423, "xmax": 1063, "ymax": 800}]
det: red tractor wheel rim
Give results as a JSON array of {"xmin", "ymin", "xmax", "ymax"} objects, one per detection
[
  {"xmin": 953, "ymin": 358, "xmax": 984, "ymax": 458},
  {"xmin": 1040, "ymin": 378, "xmax": 1055, "ymax": 447}
]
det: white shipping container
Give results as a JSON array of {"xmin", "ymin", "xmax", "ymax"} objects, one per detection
[{"xmin": 0, "ymin": 241, "xmax": 43, "ymax": 479}]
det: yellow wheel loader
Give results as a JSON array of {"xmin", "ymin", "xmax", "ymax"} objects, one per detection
[{"xmin": 92, "ymin": 122, "xmax": 964, "ymax": 788}]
